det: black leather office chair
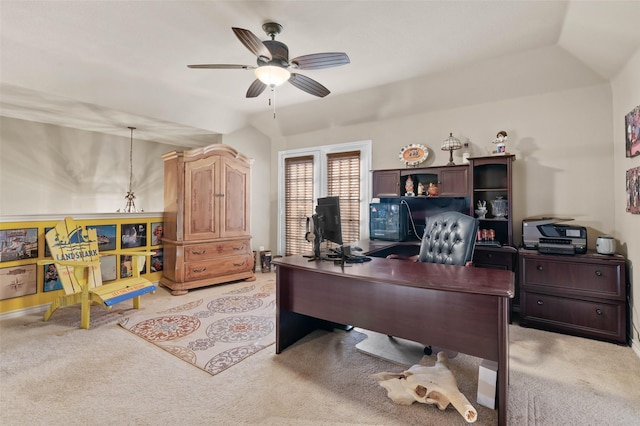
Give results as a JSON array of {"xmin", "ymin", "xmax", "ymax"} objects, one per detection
[{"xmin": 388, "ymin": 211, "xmax": 479, "ymax": 354}]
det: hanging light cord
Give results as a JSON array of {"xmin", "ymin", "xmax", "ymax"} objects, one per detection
[
  {"xmin": 128, "ymin": 126, "xmax": 134, "ymax": 193},
  {"xmin": 268, "ymin": 87, "xmax": 277, "ymax": 119}
]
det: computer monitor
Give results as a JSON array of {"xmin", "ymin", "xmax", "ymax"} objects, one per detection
[{"xmin": 315, "ymin": 196, "xmax": 343, "ymax": 246}]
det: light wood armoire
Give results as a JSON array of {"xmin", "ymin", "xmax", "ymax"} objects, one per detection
[{"xmin": 161, "ymin": 144, "xmax": 255, "ymax": 295}]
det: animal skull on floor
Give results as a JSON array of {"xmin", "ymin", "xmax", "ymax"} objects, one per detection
[{"xmin": 371, "ymin": 352, "xmax": 477, "ymax": 423}]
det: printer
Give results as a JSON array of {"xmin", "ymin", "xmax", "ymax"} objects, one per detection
[{"xmin": 522, "ymin": 217, "xmax": 587, "ymax": 255}]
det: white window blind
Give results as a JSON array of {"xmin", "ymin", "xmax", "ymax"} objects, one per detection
[
  {"xmin": 284, "ymin": 156, "xmax": 314, "ymax": 255},
  {"xmin": 327, "ymin": 151, "xmax": 361, "ymax": 244}
]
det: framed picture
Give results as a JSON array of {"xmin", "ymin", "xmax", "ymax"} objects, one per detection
[
  {"xmin": 150, "ymin": 249, "xmax": 163, "ymax": 272},
  {"xmin": 625, "ymin": 105, "xmax": 640, "ymax": 158},
  {"xmin": 43, "ymin": 263, "xmax": 63, "ymax": 292},
  {"xmin": 44, "ymin": 227, "xmax": 53, "ymax": 257},
  {"xmin": 100, "ymin": 255, "xmax": 117, "ymax": 282},
  {"xmin": 121, "ymin": 223, "xmax": 147, "ymax": 248},
  {"xmin": 120, "ymin": 254, "xmax": 146, "ymax": 278},
  {"xmin": 87, "ymin": 224, "xmax": 117, "ymax": 251},
  {"xmin": 151, "ymin": 222, "xmax": 163, "ymax": 246},
  {"xmin": 626, "ymin": 166, "xmax": 640, "ymax": 214},
  {"xmin": 0, "ymin": 264, "xmax": 37, "ymax": 300},
  {"xmin": 0, "ymin": 228, "xmax": 38, "ymax": 263}
]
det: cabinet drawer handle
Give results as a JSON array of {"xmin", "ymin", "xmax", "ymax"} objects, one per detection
[
  {"xmin": 537, "ymin": 300, "xmax": 544, "ymax": 305},
  {"xmin": 233, "ymin": 261, "xmax": 245, "ymax": 267},
  {"xmin": 192, "ymin": 267, "xmax": 206, "ymax": 273},
  {"xmin": 596, "ymin": 309, "xmax": 603, "ymax": 316},
  {"xmin": 486, "ymin": 253, "xmax": 493, "ymax": 259},
  {"xmin": 233, "ymin": 244, "xmax": 246, "ymax": 251},
  {"xmin": 191, "ymin": 249, "xmax": 206, "ymax": 255},
  {"xmin": 595, "ymin": 270, "xmax": 603, "ymax": 277},
  {"xmin": 536, "ymin": 265, "xmax": 543, "ymax": 271}
]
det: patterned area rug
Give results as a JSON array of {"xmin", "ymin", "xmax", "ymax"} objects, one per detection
[{"xmin": 119, "ymin": 278, "xmax": 275, "ymax": 376}]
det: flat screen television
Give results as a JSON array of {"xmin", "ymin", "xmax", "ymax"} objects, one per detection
[{"xmin": 315, "ymin": 196, "xmax": 343, "ymax": 246}]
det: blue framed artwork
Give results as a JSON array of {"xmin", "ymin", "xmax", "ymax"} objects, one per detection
[
  {"xmin": 121, "ymin": 223, "xmax": 147, "ymax": 248},
  {"xmin": 87, "ymin": 224, "xmax": 117, "ymax": 251},
  {"xmin": 43, "ymin": 263, "xmax": 63, "ymax": 292}
]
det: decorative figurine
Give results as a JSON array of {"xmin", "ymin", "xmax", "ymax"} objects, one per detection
[
  {"xmin": 405, "ymin": 176, "xmax": 415, "ymax": 196},
  {"xmin": 475, "ymin": 200, "xmax": 487, "ymax": 219},
  {"xmin": 492, "ymin": 131, "xmax": 508, "ymax": 155},
  {"xmin": 417, "ymin": 182, "xmax": 425, "ymax": 196},
  {"xmin": 427, "ymin": 182, "xmax": 439, "ymax": 197}
]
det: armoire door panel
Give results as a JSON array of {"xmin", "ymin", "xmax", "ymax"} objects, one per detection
[
  {"xmin": 184, "ymin": 157, "xmax": 219, "ymax": 240},
  {"xmin": 220, "ymin": 160, "xmax": 249, "ymax": 238}
]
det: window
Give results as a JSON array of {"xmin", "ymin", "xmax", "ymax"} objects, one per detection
[
  {"xmin": 327, "ymin": 151, "xmax": 360, "ymax": 244},
  {"xmin": 277, "ymin": 141, "xmax": 371, "ymax": 256},
  {"xmin": 283, "ymin": 156, "xmax": 314, "ymax": 256}
]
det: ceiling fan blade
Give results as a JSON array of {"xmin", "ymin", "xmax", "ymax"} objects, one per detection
[
  {"xmin": 187, "ymin": 64, "xmax": 255, "ymax": 69},
  {"xmin": 290, "ymin": 52, "xmax": 350, "ymax": 70},
  {"xmin": 246, "ymin": 79, "xmax": 267, "ymax": 98},
  {"xmin": 232, "ymin": 27, "xmax": 272, "ymax": 61},
  {"xmin": 289, "ymin": 73, "xmax": 330, "ymax": 97}
]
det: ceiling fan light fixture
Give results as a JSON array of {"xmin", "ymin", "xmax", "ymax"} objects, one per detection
[{"xmin": 254, "ymin": 65, "xmax": 291, "ymax": 87}]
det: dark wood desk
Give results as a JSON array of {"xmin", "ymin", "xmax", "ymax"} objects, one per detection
[{"xmin": 272, "ymin": 255, "xmax": 515, "ymax": 425}]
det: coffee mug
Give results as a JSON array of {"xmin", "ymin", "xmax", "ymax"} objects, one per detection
[{"xmin": 596, "ymin": 236, "xmax": 616, "ymax": 255}]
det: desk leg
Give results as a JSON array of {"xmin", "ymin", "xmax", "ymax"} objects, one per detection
[
  {"xmin": 497, "ymin": 297, "xmax": 510, "ymax": 425},
  {"xmin": 276, "ymin": 308, "xmax": 321, "ymax": 354}
]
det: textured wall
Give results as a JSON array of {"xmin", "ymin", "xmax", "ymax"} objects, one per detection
[
  {"xmin": 272, "ymin": 83, "xmax": 616, "ymax": 249},
  {"xmin": 611, "ymin": 47, "xmax": 640, "ymax": 355}
]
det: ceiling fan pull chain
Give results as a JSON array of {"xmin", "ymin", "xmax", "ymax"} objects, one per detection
[{"xmin": 271, "ymin": 87, "xmax": 277, "ymax": 119}]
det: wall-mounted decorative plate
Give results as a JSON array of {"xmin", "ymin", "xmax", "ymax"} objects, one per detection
[{"xmin": 399, "ymin": 144, "xmax": 429, "ymax": 167}]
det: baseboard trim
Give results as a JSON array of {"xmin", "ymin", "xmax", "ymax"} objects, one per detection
[
  {"xmin": 632, "ymin": 338, "xmax": 640, "ymax": 360},
  {"xmin": 0, "ymin": 304, "xmax": 48, "ymax": 320}
]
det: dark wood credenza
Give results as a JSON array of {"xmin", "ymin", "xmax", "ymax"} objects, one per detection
[{"xmin": 519, "ymin": 249, "xmax": 628, "ymax": 344}]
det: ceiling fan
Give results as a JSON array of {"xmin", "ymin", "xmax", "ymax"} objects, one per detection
[{"xmin": 188, "ymin": 22, "xmax": 350, "ymax": 98}]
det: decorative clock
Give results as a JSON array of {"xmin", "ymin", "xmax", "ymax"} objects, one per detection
[{"xmin": 398, "ymin": 144, "xmax": 429, "ymax": 167}]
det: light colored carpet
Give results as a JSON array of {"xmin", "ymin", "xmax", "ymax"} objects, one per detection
[
  {"xmin": 119, "ymin": 278, "xmax": 275, "ymax": 376},
  {"xmin": 1, "ymin": 272, "xmax": 639, "ymax": 425},
  {"xmin": 355, "ymin": 328, "xmax": 459, "ymax": 366}
]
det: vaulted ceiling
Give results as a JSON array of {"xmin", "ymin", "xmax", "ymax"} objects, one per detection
[{"xmin": 1, "ymin": 1, "xmax": 639, "ymax": 146}]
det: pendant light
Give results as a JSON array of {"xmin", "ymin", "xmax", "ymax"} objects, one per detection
[{"xmin": 119, "ymin": 126, "xmax": 140, "ymax": 213}]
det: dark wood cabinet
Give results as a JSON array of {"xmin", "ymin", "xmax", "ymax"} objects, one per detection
[
  {"xmin": 473, "ymin": 245, "xmax": 519, "ymax": 310},
  {"xmin": 473, "ymin": 246, "xmax": 518, "ymax": 270},
  {"xmin": 437, "ymin": 166, "xmax": 469, "ymax": 196},
  {"xmin": 468, "ymin": 155, "xmax": 515, "ymax": 247},
  {"xmin": 371, "ymin": 169, "xmax": 400, "ymax": 197},
  {"xmin": 519, "ymin": 249, "xmax": 627, "ymax": 344},
  {"xmin": 371, "ymin": 165, "xmax": 469, "ymax": 198}
]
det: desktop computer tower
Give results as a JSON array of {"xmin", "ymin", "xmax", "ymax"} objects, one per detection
[{"xmin": 369, "ymin": 202, "xmax": 411, "ymax": 241}]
